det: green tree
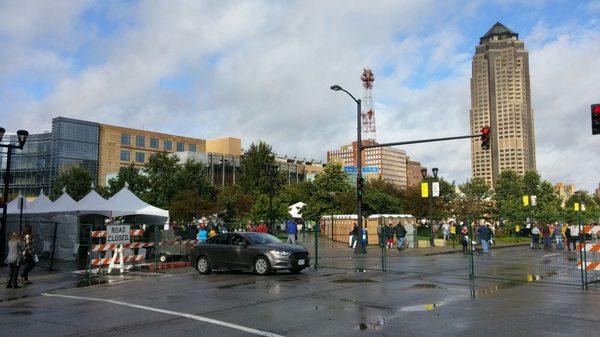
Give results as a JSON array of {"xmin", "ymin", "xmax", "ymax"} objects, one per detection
[
  {"xmin": 456, "ymin": 177, "xmax": 492, "ymax": 218},
  {"xmin": 144, "ymin": 152, "xmax": 180, "ymax": 208},
  {"xmin": 51, "ymin": 166, "xmax": 93, "ymax": 201},
  {"xmin": 302, "ymin": 163, "xmax": 351, "ymax": 222},
  {"xmin": 563, "ymin": 191, "xmax": 600, "ymax": 223},
  {"xmin": 362, "ymin": 188, "xmax": 403, "ymax": 216},
  {"xmin": 169, "ymin": 190, "xmax": 220, "ymax": 223},
  {"xmin": 217, "ymin": 185, "xmax": 253, "ymax": 223},
  {"xmin": 238, "ymin": 141, "xmax": 285, "ymax": 196},
  {"xmin": 494, "ymin": 169, "xmax": 525, "ymax": 223},
  {"xmin": 175, "ymin": 160, "xmax": 216, "ymax": 200},
  {"xmin": 247, "ymin": 194, "xmax": 289, "ymax": 223},
  {"xmin": 107, "ymin": 163, "xmax": 149, "ymax": 197}
]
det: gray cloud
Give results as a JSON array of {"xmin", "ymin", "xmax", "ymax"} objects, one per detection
[{"xmin": 1, "ymin": 1, "xmax": 599, "ymax": 192}]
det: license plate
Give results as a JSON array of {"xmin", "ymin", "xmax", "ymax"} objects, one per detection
[{"xmin": 297, "ymin": 259, "xmax": 305, "ymax": 266}]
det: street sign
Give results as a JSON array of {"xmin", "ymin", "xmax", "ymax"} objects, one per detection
[
  {"xmin": 421, "ymin": 182, "xmax": 429, "ymax": 198},
  {"xmin": 362, "ymin": 166, "xmax": 379, "ymax": 173},
  {"xmin": 106, "ymin": 224, "xmax": 131, "ymax": 244},
  {"xmin": 431, "ymin": 182, "xmax": 440, "ymax": 197},
  {"xmin": 17, "ymin": 197, "xmax": 26, "ymax": 210},
  {"xmin": 344, "ymin": 166, "xmax": 379, "ymax": 173}
]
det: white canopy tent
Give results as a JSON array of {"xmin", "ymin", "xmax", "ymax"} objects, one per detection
[
  {"xmin": 107, "ymin": 187, "xmax": 169, "ymax": 223},
  {"xmin": 5, "ymin": 193, "xmax": 28, "ymax": 215},
  {"xmin": 3, "ymin": 187, "xmax": 169, "ymax": 261}
]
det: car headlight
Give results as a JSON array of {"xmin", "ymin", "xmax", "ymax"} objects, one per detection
[{"xmin": 270, "ymin": 250, "xmax": 290, "ymax": 256}]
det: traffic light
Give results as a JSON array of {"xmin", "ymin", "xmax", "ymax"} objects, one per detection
[
  {"xmin": 357, "ymin": 176, "xmax": 365, "ymax": 197},
  {"xmin": 592, "ymin": 104, "xmax": 600, "ymax": 135},
  {"xmin": 480, "ymin": 126, "xmax": 490, "ymax": 150}
]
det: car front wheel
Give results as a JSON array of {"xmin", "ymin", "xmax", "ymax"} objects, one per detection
[
  {"xmin": 254, "ymin": 256, "xmax": 270, "ymax": 276},
  {"xmin": 197, "ymin": 256, "xmax": 211, "ymax": 275}
]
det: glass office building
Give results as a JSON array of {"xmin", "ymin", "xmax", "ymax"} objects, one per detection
[
  {"xmin": 50, "ymin": 117, "xmax": 100, "ymax": 185},
  {"xmin": 0, "ymin": 133, "xmax": 53, "ymax": 197}
]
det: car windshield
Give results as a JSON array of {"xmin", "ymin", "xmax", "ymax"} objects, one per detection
[{"xmin": 244, "ymin": 233, "xmax": 281, "ymax": 245}]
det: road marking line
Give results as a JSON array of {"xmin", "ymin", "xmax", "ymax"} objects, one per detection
[{"xmin": 42, "ymin": 293, "xmax": 285, "ymax": 337}]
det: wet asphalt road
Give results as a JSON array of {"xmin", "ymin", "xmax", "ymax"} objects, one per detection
[{"xmin": 2, "ymin": 246, "xmax": 600, "ymax": 337}]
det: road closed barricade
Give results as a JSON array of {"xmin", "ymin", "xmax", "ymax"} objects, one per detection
[{"xmin": 89, "ymin": 225, "xmax": 147, "ymax": 274}]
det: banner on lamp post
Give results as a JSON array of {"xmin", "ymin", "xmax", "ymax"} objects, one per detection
[{"xmin": 431, "ymin": 182, "xmax": 440, "ymax": 197}]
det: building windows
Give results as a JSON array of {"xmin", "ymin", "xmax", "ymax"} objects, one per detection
[
  {"xmin": 136, "ymin": 136, "xmax": 145, "ymax": 147},
  {"xmin": 150, "ymin": 138, "xmax": 159, "ymax": 149},
  {"xmin": 164, "ymin": 140, "xmax": 172, "ymax": 151},
  {"xmin": 176, "ymin": 142, "xmax": 184, "ymax": 151},
  {"xmin": 120, "ymin": 150, "xmax": 130, "ymax": 162},
  {"xmin": 189, "ymin": 144, "xmax": 196, "ymax": 152},
  {"xmin": 136, "ymin": 152, "xmax": 145, "ymax": 163},
  {"xmin": 121, "ymin": 134, "xmax": 131, "ymax": 145}
]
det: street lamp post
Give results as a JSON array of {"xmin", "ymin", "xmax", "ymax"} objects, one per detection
[
  {"xmin": 328, "ymin": 191, "xmax": 337, "ymax": 241},
  {"xmin": 421, "ymin": 167, "xmax": 438, "ymax": 247},
  {"xmin": 0, "ymin": 128, "xmax": 29, "ymax": 263},
  {"xmin": 330, "ymin": 84, "xmax": 365, "ymax": 254},
  {"xmin": 268, "ymin": 164, "xmax": 279, "ymax": 234}
]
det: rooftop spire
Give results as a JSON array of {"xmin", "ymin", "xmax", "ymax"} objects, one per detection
[{"xmin": 480, "ymin": 22, "xmax": 518, "ymax": 43}]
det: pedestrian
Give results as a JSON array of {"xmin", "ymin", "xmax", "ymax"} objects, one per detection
[
  {"xmin": 565, "ymin": 224, "xmax": 572, "ymax": 251},
  {"xmin": 442, "ymin": 222, "xmax": 450, "ymax": 240},
  {"xmin": 531, "ymin": 224, "xmax": 541, "ymax": 250},
  {"xmin": 569, "ymin": 224, "xmax": 579, "ymax": 252},
  {"xmin": 394, "ymin": 222, "xmax": 407, "ymax": 251},
  {"xmin": 197, "ymin": 225, "xmax": 208, "ymax": 243},
  {"xmin": 541, "ymin": 224, "xmax": 551, "ymax": 249},
  {"xmin": 5, "ymin": 232, "xmax": 22, "ymax": 289},
  {"xmin": 555, "ymin": 223, "xmax": 564, "ymax": 250},
  {"xmin": 245, "ymin": 220, "xmax": 255, "ymax": 232},
  {"xmin": 460, "ymin": 224, "xmax": 469, "ymax": 253},
  {"xmin": 384, "ymin": 222, "xmax": 394, "ymax": 249},
  {"xmin": 208, "ymin": 225, "xmax": 217, "ymax": 238},
  {"xmin": 478, "ymin": 224, "xmax": 492, "ymax": 254},
  {"xmin": 256, "ymin": 221, "xmax": 268, "ymax": 233},
  {"xmin": 20, "ymin": 234, "xmax": 36, "ymax": 285},
  {"xmin": 286, "ymin": 219, "xmax": 297, "ymax": 244},
  {"xmin": 350, "ymin": 223, "xmax": 358, "ymax": 249},
  {"xmin": 361, "ymin": 224, "xmax": 369, "ymax": 250}
]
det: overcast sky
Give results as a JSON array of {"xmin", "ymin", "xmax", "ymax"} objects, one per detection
[{"xmin": 1, "ymin": 0, "xmax": 599, "ymax": 191}]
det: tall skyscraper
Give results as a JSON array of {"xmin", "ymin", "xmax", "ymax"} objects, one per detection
[{"xmin": 470, "ymin": 22, "xmax": 536, "ymax": 187}]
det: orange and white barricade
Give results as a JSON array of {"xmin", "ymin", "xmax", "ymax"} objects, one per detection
[{"xmin": 90, "ymin": 227, "xmax": 148, "ymax": 274}]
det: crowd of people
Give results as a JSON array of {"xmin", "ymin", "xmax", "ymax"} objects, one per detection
[{"xmin": 4, "ymin": 231, "xmax": 37, "ymax": 289}]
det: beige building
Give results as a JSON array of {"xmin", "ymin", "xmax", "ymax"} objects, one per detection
[
  {"xmin": 98, "ymin": 123, "xmax": 240, "ymax": 186},
  {"xmin": 470, "ymin": 22, "xmax": 536, "ymax": 187},
  {"xmin": 554, "ymin": 182, "xmax": 576, "ymax": 201},
  {"xmin": 327, "ymin": 141, "xmax": 408, "ymax": 189}
]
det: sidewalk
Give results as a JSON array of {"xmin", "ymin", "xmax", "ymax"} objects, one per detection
[
  {"xmin": 297, "ymin": 234, "xmax": 529, "ymax": 259},
  {"xmin": 0, "ymin": 265, "xmax": 81, "ymax": 302}
]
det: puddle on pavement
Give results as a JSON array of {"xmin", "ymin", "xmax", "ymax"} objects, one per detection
[
  {"xmin": 216, "ymin": 281, "xmax": 255, "ymax": 289},
  {"xmin": 8, "ymin": 310, "xmax": 33, "ymax": 316},
  {"xmin": 333, "ymin": 278, "xmax": 378, "ymax": 283},
  {"xmin": 410, "ymin": 283, "xmax": 440, "ymax": 289},
  {"xmin": 471, "ymin": 280, "xmax": 523, "ymax": 298},
  {"xmin": 0, "ymin": 295, "xmax": 31, "ymax": 303},
  {"xmin": 76, "ymin": 279, "xmax": 108, "ymax": 288}
]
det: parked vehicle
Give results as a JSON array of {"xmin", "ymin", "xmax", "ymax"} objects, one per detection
[{"xmin": 192, "ymin": 232, "xmax": 310, "ymax": 276}]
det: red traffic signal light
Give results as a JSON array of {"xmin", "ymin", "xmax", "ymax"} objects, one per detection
[
  {"xmin": 593, "ymin": 104, "xmax": 600, "ymax": 135},
  {"xmin": 480, "ymin": 127, "xmax": 491, "ymax": 150}
]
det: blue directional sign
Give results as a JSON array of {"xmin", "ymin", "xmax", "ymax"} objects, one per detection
[{"xmin": 344, "ymin": 166, "xmax": 379, "ymax": 173}]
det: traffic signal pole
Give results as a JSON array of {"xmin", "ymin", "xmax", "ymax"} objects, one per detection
[{"xmin": 361, "ymin": 132, "xmax": 488, "ymax": 150}]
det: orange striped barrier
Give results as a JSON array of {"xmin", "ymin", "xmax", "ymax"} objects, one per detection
[
  {"xmin": 92, "ymin": 242, "xmax": 155, "ymax": 252},
  {"xmin": 583, "ymin": 225, "xmax": 600, "ymax": 235},
  {"xmin": 577, "ymin": 261, "xmax": 600, "ymax": 271},
  {"xmin": 91, "ymin": 255, "xmax": 145, "ymax": 267},
  {"xmin": 91, "ymin": 229, "xmax": 145, "ymax": 238},
  {"xmin": 576, "ymin": 243, "xmax": 600, "ymax": 252}
]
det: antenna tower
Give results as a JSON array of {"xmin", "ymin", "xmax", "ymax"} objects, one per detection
[{"xmin": 361, "ymin": 68, "xmax": 376, "ymax": 141}]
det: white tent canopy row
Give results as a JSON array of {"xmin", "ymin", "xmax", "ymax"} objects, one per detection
[{"xmin": 6, "ymin": 187, "xmax": 169, "ymax": 221}]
